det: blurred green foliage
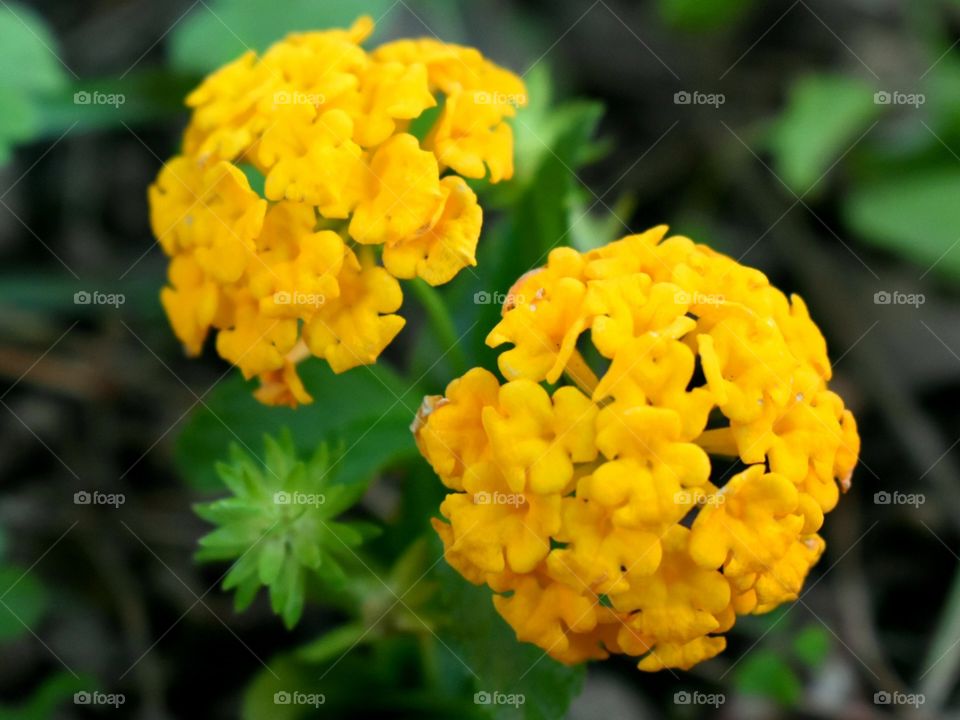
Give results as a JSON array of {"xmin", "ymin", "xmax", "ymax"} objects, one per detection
[
  {"xmin": 0, "ymin": 674, "xmax": 89, "ymax": 720},
  {"xmin": 0, "ymin": 2, "xmax": 67, "ymax": 163},
  {"xmin": 768, "ymin": 74, "xmax": 881, "ymax": 194},
  {"xmin": 846, "ymin": 169, "xmax": 960, "ymax": 278},
  {"xmin": 0, "ymin": 564, "xmax": 47, "ymax": 642},
  {"xmin": 169, "ymin": 0, "xmax": 398, "ymax": 73},
  {"xmin": 177, "ymin": 360, "xmax": 418, "ymax": 493},
  {"xmin": 658, "ymin": 0, "xmax": 755, "ymax": 31},
  {"xmin": 732, "ymin": 611, "xmax": 832, "ymax": 707}
]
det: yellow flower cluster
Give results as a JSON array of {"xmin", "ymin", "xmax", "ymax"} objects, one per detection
[
  {"xmin": 149, "ymin": 17, "xmax": 525, "ymax": 405},
  {"xmin": 414, "ymin": 227, "xmax": 859, "ymax": 671}
]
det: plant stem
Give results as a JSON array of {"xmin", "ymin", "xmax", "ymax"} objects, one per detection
[
  {"xmin": 564, "ymin": 350, "xmax": 599, "ymax": 396},
  {"xmin": 409, "ymin": 279, "xmax": 468, "ymax": 375}
]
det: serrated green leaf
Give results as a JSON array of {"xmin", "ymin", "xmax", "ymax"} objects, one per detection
[
  {"xmin": 324, "ymin": 521, "xmax": 365, "ymax": 549},
  {"xmin": 275, "ymin": 561, "xmax": 306, "ymax": 629},
  {"xmin": 223, "ymin": 552, "xmax": 259, "ymax": 592},
  {"xmin": 193, "ymin": 497, "xmax": 262, "ymax": 525},
  {"xmin": 234, "ymin": 575, "xmax": 261, "ymax": 613},
  {"xmin": 196, "ymin": 432, "xmax": 381, "ymax": 627},
  {"xmin": 258, "ymin": 538, "xmax": 286, "ymax": 586},
  {"xmin": 315, "ymin": 556, "xmax": 348, "ymax": 589},
  {"xmin": 291, "ymin": 532, "xmax": 322, "ymax": 569},
  {"xmin": 264, "ymin": 430, "xmax": 296, "ymax": 482},
  {"xmin": 768, "ymin": 74, "xmax": 880, "ymax": 194},
  {"xmin": 197, "ymin": 523, "xmax": 259, "ymax": 551}
]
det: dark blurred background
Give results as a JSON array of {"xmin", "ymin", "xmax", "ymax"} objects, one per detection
[{"xmin": 2, "ymin": 0, "xmax": 960, "ymax": 718}]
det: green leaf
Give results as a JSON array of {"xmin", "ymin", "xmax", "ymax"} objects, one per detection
[
  {"xmin": 733, "ymin": 649, "xmax": 802, "ymax": 707},
  {"xmin": 0, "ymin": 88, "xmax": 35, "ymax": 162},
  {"xmin": 0, "ymin": 3, "xmax": 64, "ymax": 94},
  {"xmin": 35, "ymin": 72, "xmax": 199, "ymax": 138},
  {"xmin": 844, "ymin": 167, "xmax": 960, "ymax": 278},
  {"xmin": 468, "ymin": 99, "xmax": 605, "ymax": 364},
  {"xmin": 0, "ymin": 2, "xmax": 67, "ymax": 163},
  {"xmin": 195, "ymin": 432, "xmax": 381, "ymax": 627},
  {"xmin": 296, "ymin": 621, "xmax": 370, "ymax": 663},
  {"xmin": 169, "ymin": 0, "xmax": 397, "ymax": 74},
  {"xmin": 568, "ymin": 191, "xmax": 636, "ymax": 253},
  {"xmin": 242, "ymin": 654, "xmax": 317, "ymax": 720},
  {"xmin": 792, "ymin": 624, "xmax": 830, "ymax": 668},
  {"xmin": 434, "ymin": 560, "xmax": 585, "ymax": 720},
  {"xmin": 0, "ymin": 672, "xmax": 90, "ymax": 720},
  {"xmin": 176, "ymin": 358, "xmax": 416, "ymax": 492},
  {"xmin": 0, "ymin": 565, "xmax": 48, "ymax": 642},
  {"xmin": 768, "ymin": 74, "xmax": 880, "ymax": 194},
  {"xmin": 659, "ymin": 0, "xmax": 755, "ymax": 30},
  {"xmin": 258, "ymin": 538, "xmax": 286, "ymax": 585},
  {"xmin": 264, "ymin": 431, "xmax": 297, "ymax": 482}
]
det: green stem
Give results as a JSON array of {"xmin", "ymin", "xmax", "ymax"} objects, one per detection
[
  {"xmin": 295, "ymin": 621, "xmax": 373, "ymax": 664},
  {"xmin": 408, "ymin": 279, "xmax": 468, "ymax": 376}
]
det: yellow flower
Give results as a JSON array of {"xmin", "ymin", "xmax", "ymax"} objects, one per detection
[
  {"xmin": 374, "ymin": 38, "xmax": 527, "ymax": 181},
  {"xmin": 415, "ymin": 227, "xmax": 859, "ymax": 671},
  {"xmin": 485, "ymin": 247, "xmax": 588, "ymax": 383},
  {"xmin": 301, "ymin": 248, "xmax": 405, "ymax": 374},
  {"xmin": 481, "ymin": 380, "xmax": 597, "ymax": 494},
  {"xmin": 348, "ymin": 133, "xmax": 444, "ymax": 246},
  {"xmin": 150, "ymin": 17, "xmax": 524, "ymax": 405},
  {"xmin": 149, "ymin": 157, "xmax": 267, "ymax": 283},
  {"xmin": 413, "ymin": 367, "xmax": 501, "ymax": 490},
  {"xmin": 159, "ymin": 253, "xmax": 219, "ymax": 356},
  {"xmin": 381, "ymin": 176, "xmax": 482, "ymax": 286}
]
